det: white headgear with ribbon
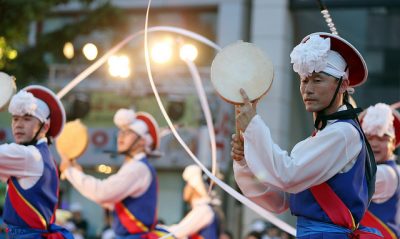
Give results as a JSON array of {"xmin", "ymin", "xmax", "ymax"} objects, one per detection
[
  {"xmin": 290, "ymin": 35, "xmax": 351, "ymax": 92},
  {"xmin": 362, "ymin": 103, "xmax": 395, "ymax": 138},
  {"xmin": 8, "ymin": 90, "xmax": 50, "ymax": 123},
  {"xmin": 113, "ymin": 108, "xmax": 154, "ymax": 149}
]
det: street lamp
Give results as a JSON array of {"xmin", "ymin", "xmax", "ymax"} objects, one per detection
[
  {"xmin": 151, "ymin": 41, "xmax": 173, "ymax": 64},
  {"xmin": 82, "ymin": 43, "xmax": 98, "ymax": 61},
  {"xmin": 63, "ymin": 42, "xmax": 74, "ymax": 59},
  {"xmin": 107, "ymin": 55, "xmax": 131, "ymax": 78},
  {"xmin": 179, "ymin": 43, "xmax": 198, "ymax": 61}
]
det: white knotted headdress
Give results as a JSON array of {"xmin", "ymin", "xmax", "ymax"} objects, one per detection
[
  {"xmin": 362, "ymin": 103, "xmax": 395, "ymax": 138},
  {"xmin": 113, "ymin": 108, "xmax": 153, "ymax": 148},
  {"xmin": 290, "ymin": 35, "xmax": 352, "ymax": 93},
  {"xmin": 8, "ymin": 90, "xmax": 50, "ymax": 123}
]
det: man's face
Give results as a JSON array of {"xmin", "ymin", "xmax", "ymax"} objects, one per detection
[
  {"xmin": 300, "ymin": 72, "xmax": 339, "ymax": 113},
  {"xmin": 366, "ymin": 134, "xmax": 395, "ymax": 163},
  {"xmin": 117, "ymin": 129, "xmax": 140, "ymax": 153},
  {"xmin": 11, "ymin": 115, "xmax": 42, "ymax": 144}
]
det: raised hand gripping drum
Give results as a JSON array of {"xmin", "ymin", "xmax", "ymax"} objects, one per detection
[
  {"xmin": 0, "ymin": 72, "xmax": 16, "ymax": 111},
  {"xmin": 210, "ymin": 41, "xmax": 274, "ymax": 104},
  {"xmin": 56, "ymin": 119, "xmax": 89, "ymax": 160}
]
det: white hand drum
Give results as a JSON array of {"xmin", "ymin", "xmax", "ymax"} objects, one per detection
[
  {"xmin": 56, "ymin": 119, "xmax": 89, "ymax": 160},
  {"xmin": 210, "ymin": 41, "xmax": 274, "ymax": 104},
  {"xmin": 0, "ymin": 72, "xmax": 16, "ymax": 111}
]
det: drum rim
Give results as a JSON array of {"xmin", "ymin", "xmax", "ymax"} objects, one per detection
[
  {"xmin": 0, "ymin": 74, "xmax": 16, "ymax": 111},
  {"xmin": 210, "ymin": 41, "xmax": 274, "ymax": 104}
]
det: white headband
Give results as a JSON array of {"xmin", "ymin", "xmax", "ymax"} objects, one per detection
[
  {"xmin": 113, "ymin": 108, "xmax": 153, "ymax": 148},
  {"xmin": 8, "ymin": 90, "xmax": 50, "ymax": 123},
  {"xmin": 290, "ymin": 35, "xmax": 348, "ymax": 80},
  {"xmin": 362, "ymin": 103, "xmax": 395, "ymax": 138}
]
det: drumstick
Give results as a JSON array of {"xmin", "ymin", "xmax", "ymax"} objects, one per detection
[{"xmin": 235, "ymin": 105, "xmax": 241, "ymax": 142}]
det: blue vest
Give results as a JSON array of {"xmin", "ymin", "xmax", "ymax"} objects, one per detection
[
  {"xmin": 3, "ymin": 142, "xmax": 72, "ymax": 239},
  {"xmin": 290, "ymin": 120, "xmax": 369, "ymax": 232},
  {"xmin": 369, "ymin": 160, "xmax": 400, "ymax": 237},
  {"xmin": 4, "ymin": 142, "xmax": 59, "ymax": 227},
  {"xmin": 113, "ymin": 157, "xmax": 158, "ymax": 237},
  {"xmin": 189, "ymin": 208, "xmax": 219, "ymax": 239}
]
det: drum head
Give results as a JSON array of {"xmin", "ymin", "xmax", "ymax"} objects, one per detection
[
  {"xmin": 0, "ymin": 72, "xmax": 16, "ymax": 111},
  {"xmin": 211, "ymin": 41, "xmax": 274, "ymax": 104},
  {"xmin": 56, "ymin": 119, "xmax": 89, "ymax": 160}
]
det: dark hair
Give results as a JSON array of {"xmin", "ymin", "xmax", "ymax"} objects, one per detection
[{"xmin": 245, "ymin": 231, "xmax": 262, "ymax": 239}]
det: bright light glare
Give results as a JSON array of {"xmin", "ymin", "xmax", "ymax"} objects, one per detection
[
  {"xmin": 97, "ymin": 164, "xmax": 113, "ymax": 174},
  {"xmin": 7, "ymin": 50, "xmax": 17, "ymax": 60},
  {"xmin": 82, "ymin": 43, "xmax": 98, "ymax": 61},
  {"xmin": 63, "ymin": 42, "xmax": 74, "ymax": 59},
  {"xmin": 151, "ymin": 42, "xmax": 173, "ymax": 64},
  {"xmin": 108, "ymin": 55, "xmax": 131, "ymax": 78},
  {"xmin": 179, "ymin": 44, "xmax": 198, "ymax": 61}
]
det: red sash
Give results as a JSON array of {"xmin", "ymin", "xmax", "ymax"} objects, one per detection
[
  {"xmin": 310, "ymin": 183, "xmax": 384, "ymax": 239},
  {"xmin": 360, "ymin": 211, "xmax": 397, "ymax": 239},
  {"xmin": 7, "ymin": 180, "xmax": 69, "ymax": 238},
  {"xmin": 115, "ymin": 202, "xmax": 150, "ymax": 234},
  {"xmin": 8, "ymin": 179, "xmax": 47, "ymax": 229},
  {"xmin": 189, "ymin": 234, "xmax": 205, "ymax": 239}
]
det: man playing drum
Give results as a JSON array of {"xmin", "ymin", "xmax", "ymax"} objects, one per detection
[
  {"xmin": 360, "ymin": 103, "xmax": 400, "ymax": 238},
  {"xmin": 0, "ymin": 85, "xmax": 73, "ymax": 239},
  {"xmin": 231, "ymin": 32, "xmax": 383, "ymax": 238},
  {"xmin": 59, "ymin": 108, "xmax": 171, "ymax": 239}
]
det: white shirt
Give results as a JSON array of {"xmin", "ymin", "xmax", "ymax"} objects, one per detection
[
  {"xmin": 168, "ymin": 198, "xmax": 215, "ymax": 239},
  {"xmin": 234, "ymin": 110, "xmax": 362, "ymax": 213},
  {"xmin": 372, "ymin": 158, "xmax": 400, "ymax": 203},
  {"xmin": 64, "ymin": 152, "xmax": 152, "ymax": 208},
  {"xmin": 0, "ymin": 138, "xmax": 46, "ymax": 189}
]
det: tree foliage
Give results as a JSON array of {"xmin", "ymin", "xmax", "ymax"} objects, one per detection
[{"xmin": 0, "ymin": 0, "xmax": 125, "ymax": 86}]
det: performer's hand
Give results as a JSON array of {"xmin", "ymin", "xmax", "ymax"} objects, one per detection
[
  {"xmin": 59, "ymin": 154, "xmax": 82, "ymax": 173},
  {"xmin": 231, "ymin": 134, "xmax": 244, "ymax": 161},
  {"xmin": 236, "ymin": 88, "xmax": 258, "ymax": 132}
]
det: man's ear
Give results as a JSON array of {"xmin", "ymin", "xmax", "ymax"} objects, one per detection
[
  {"xmin": 388, "ymin": 137, "xmax": 396, "ymax": 154},
  {"xmin": 339, "ymin": 79, "xmax": 350, "ymax": 94},
  {"xmin": 41, "ymin": 121, "xmax": 51, "ymax": 134}
]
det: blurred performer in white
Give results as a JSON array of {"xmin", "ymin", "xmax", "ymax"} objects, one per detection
[
  {"xmin": 360, "ymin": 103, "xmax": 400, "ymax": 239},
  {"xmin": 60, "ymin": 108, "xmax": 170, "ymax": 239},
  {"xmin": 168, "ymin": 165, "xmax": 220, "ymax": 239}
]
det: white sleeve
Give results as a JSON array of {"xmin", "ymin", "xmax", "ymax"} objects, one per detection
[
  {"xmin": 372, "ymin": 164, "xmax": 399, "ymax": 203},
  {"xmin": 233, "ymin": 161, "xmax": 289, "ymax": 213},
  {"xmin": 168, "ymin": 205, "xmax": 214, "ymax": 239},
  {"xmin": 243, "ymin": 115, "xmax": 362, "ymax": 193},
  {"xmin": 0, "ymin": 143, "xmax": 43, "ymax": 179},
  {"xmin": 64, "ymin": 160, "xmax": 152, "ymax": 204}
]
